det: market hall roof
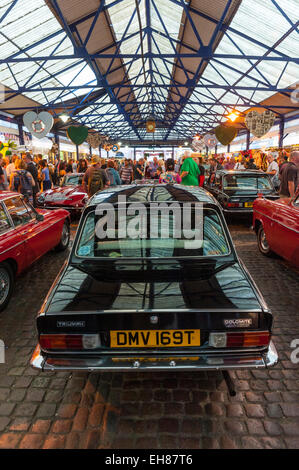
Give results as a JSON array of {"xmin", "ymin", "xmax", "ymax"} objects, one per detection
[{"xmin": 0, "ymin": 0, "xmax": 298, "ymax": 144}]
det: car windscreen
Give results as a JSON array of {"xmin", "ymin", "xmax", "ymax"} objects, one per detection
[
  {"xmin": 223, "ymin": 175, "xmax": 273, "ymax": 190},
  {"xmin": 65, "ymin": 175, "xmax": 83, "ymax": 186},
  {"xmin": 75, "ymin": 207, "xmax": 230, "ymax": 259}
]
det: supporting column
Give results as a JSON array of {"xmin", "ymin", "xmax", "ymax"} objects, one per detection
[
  {"xmin": 227, "ymin": 144, "xmax": 231, "ymax": 153},
  {"xmin": 279, "ymin": 117, "xmax": 285, "ymax": 149},
  {"xmin": 76, "ymin": 145, "xmax": 79, "ymax": 161},
  {"xmin": 54, "ymin": 133, "xmax": 60, "ymax": 156},
  {"xmin": 18, "ymin": 119, "xmax": 25, "ymax": 146},
  {"xmin": 172, "ymin": 146, "xmax": 174, "ymax": 161},
  {"xmin": 89, "ymin": 145, "xmax": 92, "ymax": 156},
  {"xmin": 134, "ymin": 147, "xmax": 136, "ymax": 161},
  {"xmin": 215, "ymin": 145, "xmax": 218, "ymax": 155},
  {"xmin": 246, "ymin": 129, "xmax": 250, "ymax": 151}
]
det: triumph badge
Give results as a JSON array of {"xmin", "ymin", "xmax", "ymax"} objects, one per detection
[{"xmin": 150, "ymin": 315, "xmax": 159, "ymax": 325}]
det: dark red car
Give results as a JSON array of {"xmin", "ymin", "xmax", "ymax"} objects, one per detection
[
  {"xmin": 37, "ymin": 173, "xmax": 88, "ymax": 216},
  {"xmin": 253, "ymin": 190, "xmax": 299, "ymax": 267},
  {"xmin": 0, "ymin": 191, "xmax": 70, "ymax": 311}
]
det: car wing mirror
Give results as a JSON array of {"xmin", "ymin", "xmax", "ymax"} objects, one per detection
[{"xmin": 36, "ymin": 213, "xmax": 44, "ymax": 222}]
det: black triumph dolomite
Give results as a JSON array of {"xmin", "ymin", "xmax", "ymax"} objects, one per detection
[
  {"xmin": 205, "ymin": 169, "xmax": 279, "ymax": 215},
  {"xmin": 31, "ymin": 184, "xmax": 278, "ymax": 383}
]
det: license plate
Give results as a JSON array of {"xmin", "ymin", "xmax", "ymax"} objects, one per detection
[
  {"xmin": 245, "ymin": 202, "xmax": 253, "ymax": 208},
  {"xmin": 110, "ymin": 330, "xmax": 201, "ymax": 348}
]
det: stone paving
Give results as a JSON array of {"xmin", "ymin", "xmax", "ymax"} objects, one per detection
[{"xmin": 0, "ymin": 220, "xmax": 298, "ymax": 449}]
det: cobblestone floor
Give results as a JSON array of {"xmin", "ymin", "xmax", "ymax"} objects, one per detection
[{"xmin": 0, "ymin": 220, "xmax": 298, "ymax": 449}]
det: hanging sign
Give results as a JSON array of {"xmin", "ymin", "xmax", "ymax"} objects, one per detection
[
  {"xmin": 203, "ymin": 133, "xmax": 218, "ymax": 148},
  {"xmin": 112, "ymin": 144, "xmax": 120, "ymax": 152},
  {"xmin": 245, "ymin": 110, "xmax": 276, "ymax": 138},
  {"xmin": 23, "ymin": 111, "xmax": 54, "ymax": 139},
  {"xmin": 67, "ymin": 126, "xmax": 89, "ymax": 146},
  {"xmin": 215, "ymin": 125, "xmax": 238, "ymax": 146},
  {"xmin": 191, "ymin": 137, "xmax": 205, "ymax": 152},
  {"xmin": 86, "ymin": 133, "xmax": 102, "ymax": 149},
  {"xmin": 146, "ymin": 121, "xmax": 155, "ymax": 133}
]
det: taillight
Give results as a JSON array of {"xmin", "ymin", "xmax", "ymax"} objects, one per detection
[
  {"xmin": 227, "ymin": 202, "xmax": 242, "ymax": 208},
  {"xmin": 209, "ymin": 331, "xmax": 270, "ymax": 348},
  {"xmin": 39, "ymin": 334, "xmax": 101, "ymax": 350}
]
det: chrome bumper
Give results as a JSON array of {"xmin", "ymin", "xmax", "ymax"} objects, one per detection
[
  {"xmin": 31, "ymin": 341, "xmax": 278, "ymax": 372},
  {"xmin": 223, "ymin": 208, "xmax": 253, "ymax": 214}
]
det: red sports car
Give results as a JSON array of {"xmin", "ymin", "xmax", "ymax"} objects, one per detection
[
  {"xmin": 37, "ymin": 173, "xmax": 88, "ymax": 216},
  {"xmin": 253, "ymin": 190, "xmax": 299, "ymax": 267},
  {"xmin": 0, "ymin": 191, "xmax": 70, "ymax": 311}
]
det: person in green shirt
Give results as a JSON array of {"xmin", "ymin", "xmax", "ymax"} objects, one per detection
[{"xmin": 180, "ymin": 157, "xmax": 200, "ymax": 186}]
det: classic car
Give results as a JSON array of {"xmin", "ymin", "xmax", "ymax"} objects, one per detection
[
  {"xmin": 31, "ymin": 184, "xmax": 278, "ymax": 376},
  {"xmin": 0, "ymin": 191, "xmax": 70, "ymax": 311},
  {"xmin": 37, "ymin": 173, "xmax": 88, "ymax": 216},
  {"xmin": 253, "ymin": 189, "xmax": 299, "ymax": 267},
  {"xmin": 205, "ymin": 170, "xmax": 279, "ymax": 215}
]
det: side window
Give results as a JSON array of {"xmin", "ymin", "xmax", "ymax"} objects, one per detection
[
  {"xmin": 0, "ymin": 204, "xmax": 12, "ymax": 234},
  {"xmin": 215, "ymin": 175, "xmax": 222, "ymax": 188},
  {"xmin": 4, "ymin": 197, "xmax": 32, "ymax": 227}
]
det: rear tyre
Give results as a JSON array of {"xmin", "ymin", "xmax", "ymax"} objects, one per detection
[
  {"xmin": 257, "ymin": 225, "xmax": 273, "ymax": 257},
  {"xmin": 0, "ymin": 262, "xmax": 15, "ymax": 312},
  {"xmin": 55, "ymin": 221, "xmax": 70, "ymax": 252}
]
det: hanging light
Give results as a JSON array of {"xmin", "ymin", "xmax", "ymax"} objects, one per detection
[
  {"xmin": 184, "ymin": 141, "xmax": 188, "ymax": 146},
  {"xmin": 59, "ymin": 113, "xmax": 70, "ymax": 123},
  {"xmin": 227, "ymin": 111, "xmax": 240, "ymax": 122}
]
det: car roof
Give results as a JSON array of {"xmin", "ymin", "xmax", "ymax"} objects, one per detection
[
  {"xmin": 217, "ymin": 169, "xmax": 267, "ymax": 176},
  {"xmin": 87, "ymin": 184, "xmax": 219, "ymax": 207}
]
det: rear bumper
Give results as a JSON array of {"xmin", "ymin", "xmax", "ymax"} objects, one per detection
[
  {"xmin": 223, "ymin": 208, "xmax": 253, "ymax": 214},
  {"xmin": 31, "ymin": 340, "xmax": 278, "ymax": 372}
]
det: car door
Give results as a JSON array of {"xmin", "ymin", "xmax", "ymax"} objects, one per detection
[
  {"xmin": 0, "ymin": 201, "xmax": 28, "ymax": 274},
  {"xmin": 23, "ymin": 201, "xmax": 61, "ymax": 258},
  {"xmin": 271, "ymin": 195, "xmax": 299, "ymax": 264},
  {"xmin": 4, "ymin": 196, "xmax": 51, "ymax": 266},
  {"xmin": 3, "ymin": 197, "xmax": 33, "ymax": 270}
]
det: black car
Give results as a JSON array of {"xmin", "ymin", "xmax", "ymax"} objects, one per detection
[
  {"xmin": 205, "ymin": 170, "xmax": 279, "ymax": 214},
  {"xmin": 31, "ymin": 184, "xmax": 277, "ymax": 374}
]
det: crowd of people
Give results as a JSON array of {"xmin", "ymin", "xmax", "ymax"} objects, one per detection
[{"xmin": 0, "ymin": 149, "xmax": 298, "ymax": 205}]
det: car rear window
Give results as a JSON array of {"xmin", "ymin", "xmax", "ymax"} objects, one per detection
[
  {"xmin": 224, "ymin": 175, "xmax": 273, "ymax": 190},
  {"xmin": 75, "ymin": 207, "xmax": 230, "ymax": 259}
]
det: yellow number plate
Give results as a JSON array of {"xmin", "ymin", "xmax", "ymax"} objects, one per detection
[
  {"xmin": 245, "ymin": 202, "xmax": 253, "ymax": 208},
  {"xmin": 110, "ymin": 330, "xmax": 201, "ymax": 348}
]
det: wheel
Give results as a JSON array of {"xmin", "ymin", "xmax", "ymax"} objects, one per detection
[
  {"xmin": 257, "ymin": 225, "xmax": 273, "ymax": 257},
  {"xmin": 0, "ymin": 262, "xmax": 15, "ymax": 312},
  {"xmin": 55, "ymin": 221, "xmax": 70, "ymax": 252}
]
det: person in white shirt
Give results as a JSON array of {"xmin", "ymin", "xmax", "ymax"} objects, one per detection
[
  {"xmin": 267, "ymin": 154, "xmax": 279, "ymax": 189},
  {"xmin": 234, "ymin": 157, "xmax": 246, "ymax": 170},
  {"xmin": 6, "ymin": 154, "xmax": 18, "ymax": 178}
]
